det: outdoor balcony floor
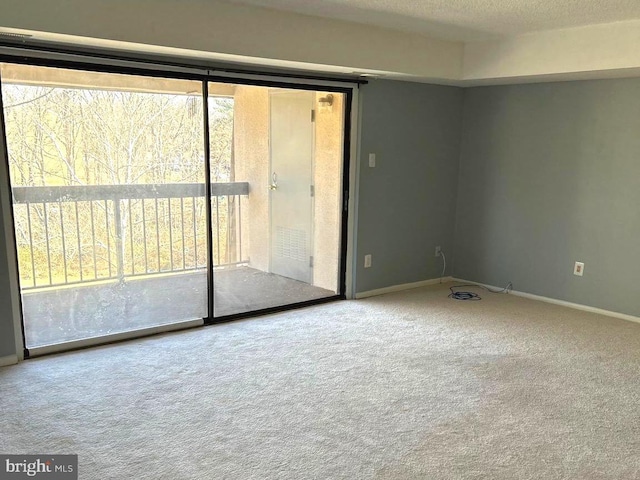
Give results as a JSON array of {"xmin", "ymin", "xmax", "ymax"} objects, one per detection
[{"xmin": 21, "ymin": 267, "xmax": 335, "ymax": 348}]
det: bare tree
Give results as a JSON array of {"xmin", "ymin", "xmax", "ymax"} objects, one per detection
[{"xmin": 3, "ymin": 80, "xmax": 234, "ymax": 286}]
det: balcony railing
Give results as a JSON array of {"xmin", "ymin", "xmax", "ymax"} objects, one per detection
[{"xmin": 12, "ymin": 182, "xmax": 249, "ymax": 290}]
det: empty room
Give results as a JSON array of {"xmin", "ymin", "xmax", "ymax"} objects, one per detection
[{"xmin": 0, "ymin": 1, "xmax": 639, "ymax": 478}]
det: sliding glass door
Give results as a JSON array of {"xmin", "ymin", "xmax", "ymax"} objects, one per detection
[
  {"xmin": 1, "ymin": 63, "xmax": 208, "ymax": 348},
  {"xmin": 210, "ymin": 83, "xmax": 345, "ymax": 317},
  {"xmin": 0, "ymin": 59, "xmax": 349, "ymax": 352}
]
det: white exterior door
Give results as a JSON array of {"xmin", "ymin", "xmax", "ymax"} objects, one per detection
[{"xmin": 269, "ymin": 90, "xmax": 314, "ymax": 283}]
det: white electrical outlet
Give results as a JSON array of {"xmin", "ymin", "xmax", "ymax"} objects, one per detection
[
  {"xmin": 435, "ymin": 246, "xmax": 442, "ymax": 257},
  {"xmin": 364, "ymin": 254, "xmax": 372, "ymax": 268},
  {"xmin": 573, "ymin": 261, "xmax": 585, "ymax": 276},
  {"xmin": 368, "ymin": 153, "xmax": 376, "ymax": 168}
]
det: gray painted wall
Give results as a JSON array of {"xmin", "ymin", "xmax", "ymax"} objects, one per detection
[
  {"xmin": 0, "ymin": 189, "xmax": 18, "ymax": 358},
  {"xmin": 356, "ymin": 80, "xmax": 464, "ymax": 293},
  {"xmin": 455, "ymin": 79, "xmax": 640, "ymax": 316},
  {"xmin": 0, "ymin": 111, "xmax": 18, "ymax": 358}
]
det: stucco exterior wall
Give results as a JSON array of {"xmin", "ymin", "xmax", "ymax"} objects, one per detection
[
  {"xmin": 233, "ymin": 85, "xmax": 270, "ymax": 272},
  {"xmin": 312, "ymin": 93, "xmax": 343, "ymax": 292}
]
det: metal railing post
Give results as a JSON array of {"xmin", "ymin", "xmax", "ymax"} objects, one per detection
[{"xmin": 113, "ymin": 196, "xmax": 125, "ymax": 284}]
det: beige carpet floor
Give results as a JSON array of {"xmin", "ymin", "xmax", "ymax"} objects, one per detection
[{"xmin": 1, "ymin": 282, "xmax": 639, "ymax": 479}]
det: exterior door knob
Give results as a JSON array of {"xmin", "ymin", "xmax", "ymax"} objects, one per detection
[{"xmin": 269, "ymin": 172, "xmax": 278, "ymax": 190}]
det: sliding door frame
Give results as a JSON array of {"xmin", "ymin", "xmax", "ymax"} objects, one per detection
[
  {"xmin": 0, "ymin": 44, "xmax": 360, "ymax": 357},
  {"xmin": 0, "ymin": 73, "xmax": 26, "ymax": 363}
]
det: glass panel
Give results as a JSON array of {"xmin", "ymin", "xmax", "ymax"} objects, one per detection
[
  {"xmin": 209, "ymin": 83, "xmax": 344, "ymax": 317},
  {"xmin": 1, "ymin": 63, "xmax": 207, "ymax": 347}
]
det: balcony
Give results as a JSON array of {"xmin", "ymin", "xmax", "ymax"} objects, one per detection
[
  {"xmin": 13, "ymin": 183, "xmax": 333, "ymax": 347},
  {"xmin": 2, "ymin": 68, "xmax": 346, "ymax": 350}
]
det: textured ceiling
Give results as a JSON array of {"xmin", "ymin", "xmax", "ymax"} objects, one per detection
[{"xmin": 223, "ymin": 0, "xmax": 640, "ymax": 41}]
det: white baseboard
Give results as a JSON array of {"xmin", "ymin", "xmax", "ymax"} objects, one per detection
[
  {"xmin": 453, "ymin": 278, "xmax": 640, "ymax": 325},
  {"xmin": 355, "ymin": 277, "xmax": 453, "ymax": 299},
  {"xmin": 510, "ymin": 290, "xmax": 640, "ymax": 325},
  {"xmin": 0, "ymin": 354, "xmax": 18, "ymax": 367}
]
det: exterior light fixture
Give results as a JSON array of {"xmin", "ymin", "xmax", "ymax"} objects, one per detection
[{"xmin": 318, "ymin": 94, "xmax": 334, "ymax": 111}]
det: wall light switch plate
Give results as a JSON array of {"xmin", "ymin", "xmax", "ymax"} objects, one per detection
[
  {"xmin": 364, "ymin": 254, "xmax": 372, "ymax": 268},
  {"xmin": 368, "ymin": 153, "xmax": 376, "ymax": 168},
  {"xmin": 573, "ymin": 261, "xmax": 584, "ymax": 276}
]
